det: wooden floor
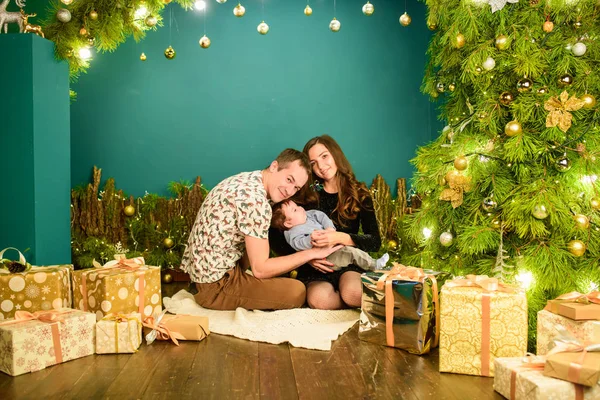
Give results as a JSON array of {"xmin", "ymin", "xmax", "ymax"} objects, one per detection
[{"xmin": 0, "ymin": 283, "xmax": 503, "ymax": 400}]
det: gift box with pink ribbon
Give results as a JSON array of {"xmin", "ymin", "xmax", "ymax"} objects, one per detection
[
  {"xmin": 439, "ymin": 275, "xmax": 528, "ymax": 377},
  {"xmin": 0, "ymin": 247, "xmax": 73, "ymax": 320},
  {"xmin": 537, "ymin": 308, "xmax": 600, "ymax": 356},
  {"xmin": 358, "ymin": 264, "xmax": 450, "ymax": 354},
  {"xmin": 0, "ymin": 309, "xmax": 96, "ymax": 376},
  {"xmin": 72, "ymin": 256, "xmax": 162, "ymax": 321},
  {"xmin": 494, "ymin": 356, "xmax": 599, "ymax": 400},
  {"xmin": 142, "ymin": 312, "xmax": 209, "ymax": 346},
  {"xmin": 95, "ymin": 313, "xmax": 142, "ymax": 354},
  {"xmin": 546, "ymin": 291, "xmax": 600, "ymax": 321}
]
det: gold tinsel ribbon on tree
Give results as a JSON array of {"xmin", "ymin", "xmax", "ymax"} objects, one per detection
[
  {"xmin": 440, "ymin": 174, "xmax": 472, "ymax": 208},
  {"xmin": 545, "ymin": 91, "xmax": 586, "ymax": 133}
]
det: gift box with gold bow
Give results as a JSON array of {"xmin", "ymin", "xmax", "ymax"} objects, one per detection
[
  {"xmin": 143, "ymin": 312, "xmax": 209, "ymax": 346},
  {"xmin": 72, "ymin": 256, "xmax": 162, "ymax": 321},
  {"xmin": 0, "ymin": 308, "xmax": 96, "ymax": 376},
  {"xmin": 494, "ymin": 356, "xmax": 599, "ymax": 400},
  {"xmin": 95, "ymin": 313, "xmax": 142, "ymax": 354},
  {"xmin": 439, "ymin": 275, "xmax": 528, "ymax": 377},
  {"xmin": 537, "ymin": 309, "xmax": 600, "ymax": 356},
  {"xmin": 358, "ymin": 264, "xmax": 450, "ymax": 354},
  {"xmin": 0, "ymin": 247, "xmax": 73, "ymax": 320}
]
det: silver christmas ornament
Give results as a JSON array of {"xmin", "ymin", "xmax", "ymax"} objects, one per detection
[
  {"xmin": 439, "ymin": 232, "xmax": 454, "ymax": 247},
  {"xmin": 482, "ymin": 197, "xmax": 498, "ymax": 212},
  {"xmin": 532, "ymin": 204, "xmax": 549, "ymax": 220},
  {"xmin": 482, "ymin": 57, "xmax": 496, "ymax": 71},
  {"xmin": 572, "ymin": 42, "xmax": 587, "ymax": 57},
  {"xmin": 57, "ymin": 8, "xmax": 72, "ymax": 23},
  {"xmin": 329, "ymin": 18, "xmax": 341, "ymax": 32}
]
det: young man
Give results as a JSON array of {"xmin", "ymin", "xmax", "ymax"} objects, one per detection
[{"xmin": 181, "ymin": 148, "xmax": 342, "ymax": 310}]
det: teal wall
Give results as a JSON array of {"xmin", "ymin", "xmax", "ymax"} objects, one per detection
[
  {"xmin": 58, "ymin": 1, "xmax": 435, "ymax": 196},
  {"xmin": 0, "ymin": 35, "xmax": 71, "ymax": 265}
]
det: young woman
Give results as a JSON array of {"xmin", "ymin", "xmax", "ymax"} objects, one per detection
[{"xmin": 296, "ymin": 135, "xmax": 382, "ymax": 309}]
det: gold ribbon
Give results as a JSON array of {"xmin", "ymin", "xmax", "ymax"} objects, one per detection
[
  {"xmin": 81, "ymin": 256, "xmax": 146, "ymax": 315},
  {"xmin": 445, "ymin": 275, "xmax": 516, "ymax": 377},
  {"xmin": 101, "ymin": 314, "xmax": 142, "ymax": 353},
  {"xmin": 375, "ymin": 264, "xmax": 440, "ymax": 349},
  {"xmin": 142, "ymin": 315, "xmax": 187, "ymax": 346}
]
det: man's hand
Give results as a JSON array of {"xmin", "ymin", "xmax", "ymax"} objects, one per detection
[
  {"xmin": 311, "ymin": 230, "xmax": 342, "ymax": 248},
  {"xmin": 307, "ymin": 245, "xmax": 343, "ymax": 273}
]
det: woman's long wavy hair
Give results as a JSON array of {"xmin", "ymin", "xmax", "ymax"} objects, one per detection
[{"xmin": 302, "ymin": 135, "xmax": 370, "ymax": 226}]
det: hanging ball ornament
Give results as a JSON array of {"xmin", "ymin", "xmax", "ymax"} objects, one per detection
[
  {"xmin": 60, "ymin": 0, "xmax": 73, "ymax": 5},
  {"xmin": 436, "ymin": 82, "xmax": 446, "ymax": 93},
  {"xmin": 163, "ymin": 238, "xmax": 175, "ymax": 249},
  {"xmin": 454, "ymin": 33, "xmax": 465, "ymax": 49},
  {"xmin": 572, "ymin": 42, "xmax": 587, "ymax": 57},
  {"xmin": 399, "ymin": 12, "xmax": 412, "ymax": 27},
  {"xmin": 482, "ymin": 197, "xmax": 498, "ymax": 212},
  {"xmin": 145, "ymin": 15, "xmax": 158, "ymax": 27},
  {"xmin": 234, "ymin": 4, "xmax": 246, "ymax": 17},
  {"xmin": 495, "ymin": 35, "xmax": 510, "ymax": 50},
  {"xmin": 499, "ymin": 91, "xmax": 514, "ymax": 106},
  {"xmin": 289, "ymin": 269, "xmax": 298, "ymax": 279},
  {"xmin": 87, "ymin": 36, "xmax": 96, "ymax": 47},
  {"xmin": 573, "ymin": 21, "xmax": 583, "ymax": 29},
  {"xmin": 79, "ymin": 27, "xmax": 88, "ymax": 36},
  {"xmin": 388, "ymin": 240, "xmax": 398, "ymax": 250},
  {"xmin": 558, "ymin": 74, "xmax": 573, "ymax": 87},
  {"xmin": 491, "ymin": 218, "xmax": 502, "ymax": 229},
  {"xmin": 567, "ymin": 240, "xmax": 586, "ymax": 257},
  {"xmin": 124, "ymin": 205, "xmax": 136, "ymax": 217},
  {"xmin": 555, "ymin": 156, "xmax": 572, "ymax": 172},
  {"xmin": 574, "ymin": 214, "xmax": 590, "ymax": 230},
  {"xmin": 532, "ymin": 204, "xmax": 549, "ymax": 220},
  {"xmin": 304, "ymin": 5, "xmax": 313, "ymax": 16},
  {"xmin": 439, "ymin": 232, "xmax": 454, "ymax": 247},
  {"xmin": 517, "ymin": 78, "xmax": 533, "ymax": 93},
  {"xmin": 505, "ymin": 120, "xmax": 523, "ymax": 137},
  {"xmin": 199, "ymin": 35, "xmax": 211, "ymax": 49},
  {"xmin": 216, "ymin": 0, "xmax": 227, "ymax": 3},
  {"xmin": 591, "ymin": 198, "xmax": 600, "ymax": 210},
  {"xmin": 454, "ymin": 156, "xmax": 468, "ymax": 171},
  {"xmin": 537, "ymin": 86, "xmax": 549, "ymax": 96},
  {"xmin": 427, "ymin": 21, "xmax": 437, "ymax": 30},
  {"xmin": 445, "ymin": 169, "xmax": 461, "ymax": 182},
  {"xmin": 362, "ymin": 1, "xmax": 375, "ymax": 16},
  {"xmin": 89, "ymin": 10, "xmax": 99, "ymax": 20},
  {"xmin": 581, "ymin": 94, "xmax": 597, "ymax": 109},
  {"xmin": 482, "ymin": 57, "xmax": 496, "ymax": 71},
  {"xmin": 140, "ymin": 52, "xmax": 147, "ymax": 61},
  {"xmin": 474, "ymin": 66, "xmax": 483, "ymax": 75},
  {"xmin": 162, "ymin": 272, "xmax": 173, "ymax": 283},
  {"xmin": 543, "ymin": 19, "xmax": 554, "ymax": 33},
  {"xmin": 164, "ymin": 45, "xmax": 176, "ymax": 59},
  {"xmin": 257, "ymin": 21, "xmax": 270, "ymax": 34},
  {"xmin": 329, "ymin": 18, "xmax": 341, "ymax": 32},
  {"xmin": 448, "ymin": 83, "xmax": 456, "ymax": 92}
]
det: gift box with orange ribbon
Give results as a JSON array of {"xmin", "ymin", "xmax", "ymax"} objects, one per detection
[
  {"xmin": 0, "ymin": 247, "xmax": 73, "ymax": 320},
  {"xmin": 537, "ymin": 309, "xmax": 600, "ymax": 356},
  {"xmin": 358, "ymin": 264, "xmax": 450, "ymax": 354},
  {"xmin": 142, "ymin": 312, "xmax": 209, "ymax": 346},
  {"xmin": 494, "ymin": 356, "xmax": 598, "ymax": 400},
  {"xmin": 72, "ymin": 255, "xmax": 162, "ymax": 321},
  {"xmin": 95, "ymin": 313, "xmax": 142, "ymax": 354},
  {"xmin": 0, "ymin": 308, "xmax": 96, "ymax": 376},
  {"xmin": 439, "ymin": 275, "xmax": 528, "ymax": 377}
]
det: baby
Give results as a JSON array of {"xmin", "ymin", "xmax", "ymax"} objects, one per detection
[{"xmin": 271, "ymin": 200, "xmax": 389, "ymax": 271}]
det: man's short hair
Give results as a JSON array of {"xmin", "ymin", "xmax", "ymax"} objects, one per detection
[
  {"xmin": 275, "ymin": 148, "xmax": 311, "ymax": 175},
  {"xmin": 271, "ymin": 201, "xmax": 290, "ymax": 231}
]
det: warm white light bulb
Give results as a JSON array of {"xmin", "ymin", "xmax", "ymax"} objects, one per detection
[
  {"xmin": 422, "ymin": 227, "xmax": 432, "ymax": 239},
  {"xmin": 134, "ymin": 6, "xmax": 148, "ymax": 19},
  {"xmin": 79, "ymin": 48, "xmax": 92, "ymax": 60},
  {"xmin": 515, "ymin": 271, "xmax": 533, "ymax": 290},
  {"xmin": 195, "ymin": 0, "xmax": 206, "ymax": 10},
  {"xmin": 589, "ymin": 282, "xmax": 599, "ymax": 292},
  {"xmin": 581, "ymin": 175, "xmax": 598, "ymax": 185}
]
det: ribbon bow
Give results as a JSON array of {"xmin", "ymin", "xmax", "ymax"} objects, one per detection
[
  {"xmin": 552, "ymin": 291, "xmax": 600, "ymax": 305},
  {"xmin": 92, "ymin": 256, "xmax": 145, "ymax": 271},
  {"xmin": 545, "ymin": 91, "xmax": 585, "ymax": 133},
  {"xmin": 2, "ymin": 309, "xmax": 72, "ymax": 325},
  {"xmin": 143, "ymin": 312, "xmax": 186, "ymax": 346},
  {"xmin": 445, "ymin": 274, "xmax": 515, "ymax": 293},
  {"xmin": 439, "ymin": 173, "xmax": 472, "ymax": 208}
]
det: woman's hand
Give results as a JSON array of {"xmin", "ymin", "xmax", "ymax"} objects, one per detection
[
  {"xmin": 311, "ymin": 230, "xmax": 350, "ymax": 248},
  {"xmin": 308, "ymin": 244, "xmax": 343, "ymax": 273}
]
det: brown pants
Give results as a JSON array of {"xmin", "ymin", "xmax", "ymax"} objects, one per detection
[{"xmin": 194, "ymin": 265, "xmax": 306, "ymax": 310}]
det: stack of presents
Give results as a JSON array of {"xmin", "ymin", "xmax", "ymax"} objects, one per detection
[
  {"xmin": 0, "ymin": 248, "xmax": 209, "ymax": 377},
  {"xmin": 359, "ymin": 265, "xmax": 600, "ymax": 399}
]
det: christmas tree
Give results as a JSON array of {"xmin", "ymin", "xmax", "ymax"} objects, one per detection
[{"xmin": 406, "ymin": 0, "xmax": 599, "ymax": 348}]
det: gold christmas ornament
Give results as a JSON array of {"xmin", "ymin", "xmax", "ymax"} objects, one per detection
[
  {"xmin": 545, "ymin": 91, "xmax": 585, "ymax": 132},
  {"xmin": 79, "ymin": 27, "xmax": 88, "ymax": 36},
  {"xmin": 448, "ymin": 83, "xmax": 456, "ymax": 92},
  {"xmin": 517, "ymin": 78, "xmax": 533, "ymax": 93},
  {"xmin": 304, "ymin": 5, "xmax": 312, "ymax": 16},
  {"xmin": 428, "ymin": 23, "xmax": 437, "ymax": 30},
  {"xmin": 591, "ymin": 198, "xmax": 600, "ymax": 210},
  {"xmin": 140, "ymin": 52, "xmax": 147, "ymax": 61},
  {"xmin": 543, "ymin": 19, "xmax": 554, "ymax": 33},
  {"xmin": 474, "ymin": 66, "xmax": 483, "ymax": 75},
  {"xmin": 124, "ymin": 205, "xmax": 136, "ymax": 216},
  {"xmin": 490, "ymin": 218, "xmax": 501, "ymax": 229},
  {"xmin": 87, "ymin": 36, "xmax": 95, "ymax": 47},
  {"xmin": 362, "ymin": 1, "xmax": 374, "ymax": 16},
  {"xmin": 505, "ymin": 120, "xmax": 523, "ymax": 137},
  {"xmin": 555, "ymin": 156, "xmax": 572, "ymax": 172},
  {"xmin": 454, "ymin": 33, "xmax": 465, "ymax": 48},
  {"xmin": 163, "ymin": 238, "xmax": 175, "ymax": 248},
  {"xmin": 145, "ymin": 15, "xmax": 158, "ymax": 27},
  {"xmin": 574, "ymin": 214, "xmax": 590, "ymax": 230},
  {"xmin": 438, "ymin": 175, "xmax": 447, "ymax": 186},
  {"xmin": 257, "ymin": 21, "xmax": 270, "ymax": 34},
  {"xmin": 162, "ymin": 272, "xmax": 173, "ymax": 284},
  {"xmin": 573, "ymin": 21, "xmax": 582, "ymax": 29},
  {"xmin": 495, "ymin": 35, "xmax": 510, "ymax": 50},
  {"xmin": 499, "ymin": 91, "xmax": 514, "ymax": 106},
  {"xmin": 439, "ymin": 232, "xmax": 454, "ymax": 247},
  {"xmin": 567, "ymin": 240, "xmax": 586, "ymax": 257},
  {"xmin": 289, "ymin": 269, "xmax": 298, "ymax": 279},
  {"xmin": 60, "ymin": 0, "xmax": 73, "ymax": 4},
  {"xmin": 440, "ymin": 173, "xmax": 472, "ymax": 208},
  {"xmin": 445, "ymin": 169, "xmax": 460, "ymax": 182},
  {"xmin": 581, "ymin": 94, "xmax": 597, "ymax": 109},
  {"xmin": 89, "ymin": 10, "xmax": 98, "ymax": 20},
  {"xmin": 164, "ymin": 46, "xmax": 176, "ymax": 59},
  {"xmin": 388, "ymin": 240, "xmax": 398, "ymax": 250},
  {"xmin": 558, "ymin": 74, "xmax": 574, "ymax": 87},
  {"xmin": 532, "ymin": 204, "xmax": 548, "ymax": 220},
  {"xmin": 482, "ymin": 197, "xmax": 497, "ymax": 212},
  {"xmin": 537, "ymin": 87, "xmax": 549, "ymax": 96},
  {"xmin": 234, "ymin": 4, "xmax": 246, "ymax": 17},
  {"xmin": 454, "ymin": 156, "xmax": 468, "ymax": 171},
  {"xmin": 329, "ymin": 18, "xmax": 341, "ymax": 32},
  {"xmin": 199, "ymin": 35, "xmax": 211, "ymax": 49},
  {"xmin": 399, "ymin": 12, "xmax": 411, "ymax": 27}
]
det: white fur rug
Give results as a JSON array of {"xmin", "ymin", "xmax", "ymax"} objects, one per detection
[{"xmin": 163, "ymin": 290, "xmax": 359, "ymax": 351}]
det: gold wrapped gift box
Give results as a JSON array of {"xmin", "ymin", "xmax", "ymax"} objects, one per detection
[
  {"xmin": 439, "ymin": 276, "xmax": 528, "ymax": 377},
  {"xmin": 537, "ymin": 310, "xmax": 600, "ymax": 356},
  {"xmin": 72, "ymin": 257, "xmax": 162, "ymax": 321},
  {"xmin": 0, "ymin": 309, "xmax": 96, "ymax": 376},
  {"xmin": 96, "ymin": 313, "xmax": 142, "ymax": 354},
  {"xmin": 143, "ymin": 313, "xmax": 210, "ymax": 345},
  {"xmin": 544, "ymin": 351, "xmax": 600, "ymax": 387}
]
